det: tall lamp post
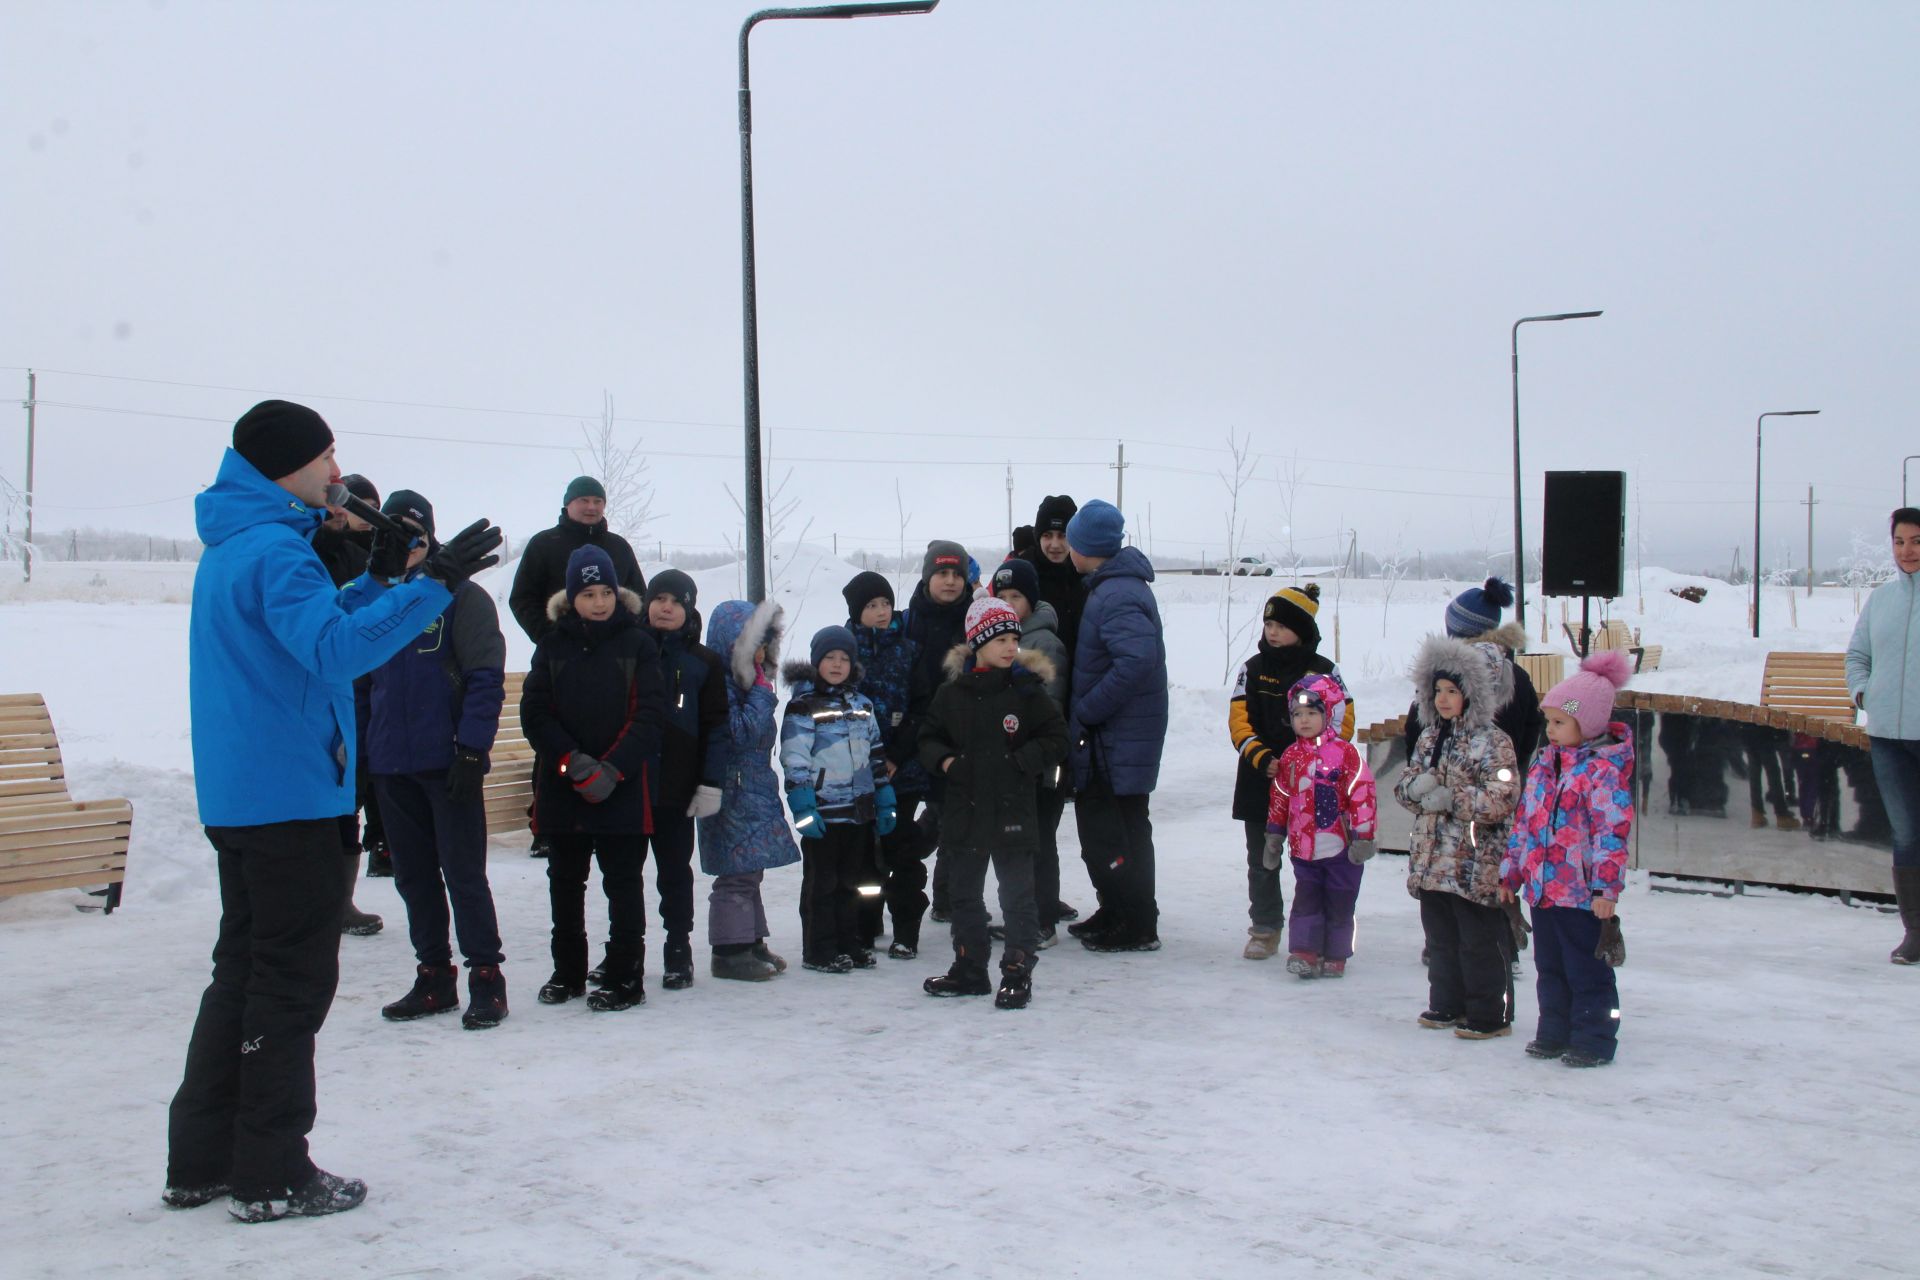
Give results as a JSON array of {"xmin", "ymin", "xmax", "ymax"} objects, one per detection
[
  {"xmin": 1903, "ymin": 454, "xmax": 1920, "ymax": 507},
  {"xmin": 739, "ymin": 1, "xmax": 939, "ymax": 602},
  {"xmin": 1511, "ymin": 310, "xmax": 1603, "ymax": 629},
  {"xmin": 1752, "ymin": 409, "xmax": 1820, "ymax": 638}
]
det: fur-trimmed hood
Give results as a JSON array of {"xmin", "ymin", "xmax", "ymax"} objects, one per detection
[
  {"xmin": 1410, "ymin": 633, "xmax": 1506, "ymax": 733},
  {"xmin": 704, "ymin": 599, "xmax": 785, "ymax": 691},
  {"xmin": 939, "ymin": 642, "xmax": 1056, "ymax": 684},
  {"xmin": 546, "ymin": 585, "xmax": 644, "ymax": 623},
  {"xmin": 780, "ymin": 658, "xmax": 866, "ymax": 690},
  {"xmin": 1453, "ymin": 620, "xmax": 1527, "ymax": 657}
]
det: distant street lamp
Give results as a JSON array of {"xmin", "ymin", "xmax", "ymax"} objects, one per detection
[
  {"xmin": 1753, "ymin": 409, "xmax": 1820, "ymax": 638},
  {"xmin": 1511, "ymin": 310, "xmax": 1603, "ymax": 628},
  {"xmin": 738, "ymin": 1, "xmax": 939, "ymax": 602}
]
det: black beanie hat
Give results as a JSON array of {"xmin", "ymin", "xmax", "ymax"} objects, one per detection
[
  {"xmin": 1035, "ymin": 494, "xmax": 1078, "ymax": 533},
  {"xmin": 381, "ymin": 489, "xmax": 435, "ymax": 538},
  {"xmin": 233, "ymin": 400, "xmax": 334, "ymax": 481},
  {"xmin": 842, "ymin": 570, "xmax": 895, "ymax": 620},
  {"xmin": 340, "ymin": 473, "xmax": 379, "ymax": 505},
  {"xmin": 1263, "ymin": 582, "xmax": 1321, "ymax": 648},
  {"xmin": 649, "ymin": 568, "xmax": 697, "ymax": 611},
  {"xmin": 989, "ymin": 557, "xmax": 1040, "ymax": 604},
  {"xmin": 1010, "ymin": 525, "xmax": 1036, "ymax": 555}
]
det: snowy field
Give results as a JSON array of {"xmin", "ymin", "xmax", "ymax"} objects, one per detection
[{"xmin": 3, "ymin": 558, "xmax": 1916, "ymax": 1278}]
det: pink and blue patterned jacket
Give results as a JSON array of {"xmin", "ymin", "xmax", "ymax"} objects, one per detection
[{"xmin": 1501, "ymin": 723, "xmax": 1634, "ymax": 908}]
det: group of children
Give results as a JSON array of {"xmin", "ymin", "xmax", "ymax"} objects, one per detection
[{"xmin": 1229, "ymin": 579, "xmax": 1635, "ymax": 1066}]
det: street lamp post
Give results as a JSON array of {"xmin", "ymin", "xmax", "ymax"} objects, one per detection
[
  {"xmin": 739, "ymin": 1, "xmax": 938, "ymax": 602},
  {"xmin": 1903, "ymin": 454, "xmax": 1920, "ymax": 507},
  {"xmin": 1511, "ymin": 310, "xmax": 1603, "ymax": 629},
  {"xmin": 1752, "ymin": 409, "xmax": 1820, "ymax": 638}
]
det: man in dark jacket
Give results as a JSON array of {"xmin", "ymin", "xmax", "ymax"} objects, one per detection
[
  {"xmin": 507, "ymin": 475, "xmax": 646, "ymax": 645},
  {"xmin": 167, "ymin": 400, "xmax": 500, "ymax": 1223},
  {"xmin": 1062, "ymin": 500, "xmax": 1169, "ymax": 953},
  {"xmin": 640, "ymin": 568, "xmax": 729, "ymax": 990},
  {"xmin": 899, "ymin": 540, "xmax": 972, "ymax": 920},
  {"xmin": 361, "ymin": 490, "xmax": 511, "ymax": 1030},
  {"xmin": 1398, "ymin": 580, "xmax": 1543, "ymax": 768},
  {"xmin": 1018, "ymin": 494, "xmax": 1087, "ymax": 656}
]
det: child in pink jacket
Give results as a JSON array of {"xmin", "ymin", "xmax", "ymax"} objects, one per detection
[
  {"xmin": 1264, "ymin": 673, "xmax": 1377, "ymax": 977},
  {"xmin": 1501, "ymin": 651, "xmax": 1634, "ymax": 1067}
]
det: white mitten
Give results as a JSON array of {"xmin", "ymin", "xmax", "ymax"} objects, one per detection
[
  {"xmin": 686, "ymin": 785, "xmax": 723, "ymax": 819},
  {"xmin": 1419, "ymin": 786, "xmax": 1454, "ymax": 814}
]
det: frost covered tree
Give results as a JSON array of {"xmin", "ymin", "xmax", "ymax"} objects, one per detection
[{"xmin": 576, "ymin": 392, "xmax": 655, "ymax": 535}]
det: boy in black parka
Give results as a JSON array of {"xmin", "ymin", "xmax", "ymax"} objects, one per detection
[
  {"xmin": 520, "ymin": 545, "xmax": 667, "ymax": 1011},
  {"xmin": 901, "ymin": 540, "xmax": 973, "ymax": 922},
  {"xmin": 640, "ymin": 569, "xmax": 729, "ymax": 991},
  {"xmin": 917, "ymin": 598, "xmax": 1068, "ymax": 1009}
]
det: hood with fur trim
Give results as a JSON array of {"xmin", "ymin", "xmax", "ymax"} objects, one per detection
[
  {"xmin": 546, "ymin": 586, "xmax": 644, "ymax": 623},
  {"xmin": 780, "ymin": 657, "xmax": 866, "ymax": 690},
  {"xmin": 1409, "ymin": 634, "xmax": 1505, "ymax": 733},
  {"xmin": 1453, "ymin": 620, "xmax": 1527, "ymax": 657},
  {"xmin": 939, "ymin": 642, "xmax": 1057, "ymax": 685},
  {"xmin": 704, "ymin": 599, "xmax": 785, "ymax": 691}
]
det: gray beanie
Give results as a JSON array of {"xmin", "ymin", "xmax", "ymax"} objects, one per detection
[{"xmin": 921, "ymin": 539, "xmax": 969, "ymax": 584}]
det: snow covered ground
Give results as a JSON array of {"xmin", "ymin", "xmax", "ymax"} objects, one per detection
[{"xmin": 3, "ymin": 559, "xmax": 1915, "ymax": 1278}]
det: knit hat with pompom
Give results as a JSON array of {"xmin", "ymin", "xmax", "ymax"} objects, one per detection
[
  {"xmin": 1264, "ymin": 583, "xmax": 1322, "ymax": 647},
  {"xmin": 1542, "ymin": 650, "xmax": 1633, "ymax": 741},
  {"xmin": 1445, "ymin": 576, "xmax": 1515, "ymax": 638}
]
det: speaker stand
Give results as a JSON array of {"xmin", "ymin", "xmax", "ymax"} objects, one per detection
[{"xmin": 1579, "ymin": 596, "xmax": 1592, "ymax": 658}]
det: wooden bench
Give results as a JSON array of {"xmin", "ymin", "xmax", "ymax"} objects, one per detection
[
  {"xmin": 0, "ymin": 694, "xmax": 135, "ymax": 911},
  {"xmin": 1760, "ymin": 652, "xmax": 1855, "ymax": 726},
  {"xmin": 483, "ymin": 672, "xmax": 535, "ymax": 837},
  {"xmin": 1564, "ymin": 619, "xmax": 1661, "ymax": 672},
  {"xmin": 1516, "ymin": 651, "xmax": 1566, "ymax": 694}
]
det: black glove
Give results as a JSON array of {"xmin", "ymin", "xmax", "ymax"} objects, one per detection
[
  {"xmin": 366, "ymin": 525, "xmax": 413, "ymax": 580},
  {"xmin": 1595, "ymin": 916, "xmax": 1626, "ymax": 968},
  {"xmin": 445, "ymin": 746, "xmax": 485, "ymax": 804},
  {"xmin": 421, "ymin": 518, "xmax": 504, "ymax": 588}
]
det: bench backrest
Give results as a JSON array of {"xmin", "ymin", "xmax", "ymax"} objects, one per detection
[
  {"xmin": 484, "ymin": 672, "xmax": 534, "ymax": 835},
  {"xmin": 0, "ymin": 693, "xmax": 70, "ymax": 805},
  {"xmin": 1760, "ymin": 652, "xmax": 1855, "ymax": 725}
]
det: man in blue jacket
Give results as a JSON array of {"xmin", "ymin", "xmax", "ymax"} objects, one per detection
[
  {"xmin": 164, "ymin": 401, "xmax": 500, "ymax": 1224},
  {"xmin": 1062, "ymin": 500, "xmax": 1170, "ymax": 953}
]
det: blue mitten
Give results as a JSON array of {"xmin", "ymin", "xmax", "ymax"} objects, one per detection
[
  {"xmin": 875, "ymin": 784, "xmax": 898, "ymax": 837},
  {"xmin": 787, "ymin": 786, "xmax": 824, "ymax": 837}
]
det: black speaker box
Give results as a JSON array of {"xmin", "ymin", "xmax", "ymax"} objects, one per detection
[{"xmin": 1542, "ymin": 470, "xmax": 1625, "ymax": 599}]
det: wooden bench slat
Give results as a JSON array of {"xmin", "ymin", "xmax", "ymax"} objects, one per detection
[
  {"xmin": 0, "ymin": 837, "xmax": 130, "ymax": 867},
  {"xmin": 0, "ymin": 866, "xmax": 130, "ymax": 897}
]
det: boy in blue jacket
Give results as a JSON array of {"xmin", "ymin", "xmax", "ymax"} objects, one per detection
[
  {"xmin": 360, "ymin": 491, "xmax": 510, "ymax": 1031},
  {"xmin": 782, "ymin": 625, "xmax": 896, "ymax": 972}
]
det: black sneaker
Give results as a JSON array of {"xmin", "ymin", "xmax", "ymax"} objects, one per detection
[
  {"xmin": 228, "ymin": 1169, "xmax": 367, "ymax": 1223},
  {"xmin": 1083, "ymin": 930, "xmax": 1160, "ymax": 954},
  {"xmin": 1561, "ymin": 1049, "xmax": 1612, "ymax": 1068},
  {"xmin": 528, "ymin": 835, "xmax": 552, "ymax": 861},
  {"xmin": 364, "ymin": 840, "xmax": 394, "ymax": 878},
  {"xmin": 538, "ymin": 973, "xmax": 586, "ymax": 1005},
  {"xmin": 924, "ymin": 964, "xmax": 992, "ymax": 997},
  {"xmin": 461, "ymin": 964, "xmax": 508, "ymax": 1030},
  {"xmin": 1417, "ymin": 1011, "xmax": 1464, "ymax": 1029},
  {"xmin": 1453, "ymin": 1021, "xmax": 1513, "ymax": 1041},
  {"xmin": 161, "ymin": 1181, "xmax": 229, "ymax": 1209},
  {"xmin": 1055, "ymin": 900, "xmax": 1080, "ymax": 922},
  {"xmin": 847, "ymin": 948, "xmax": 878, "ymax": 969},
  {"xmin": 1525, "ymin": 1040, "xmax": 1569, "ymax": 1060},
  {"xmin": 929, "ymin": 907, "xmax": 952, "ymax": 924},
  {"xmin": 381, "ymin": 963, "xmax": 460, "ymax": 1021},
  {"xmin": 803, "ymin": 954, "xmax": 855, "ymax": 974},
  {"xmin": 886, "ymin": 941, "xmax": 918, "ymax": 960}
]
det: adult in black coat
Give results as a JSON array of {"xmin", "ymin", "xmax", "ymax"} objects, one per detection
[
  {"xmin": 1399, "ymin": 619, "xmax": 1543, "ymax": 769},
  {"xmin": 507, "ymin": 476, "xmax": 646, "ymax": 645},
  {"xmin": 899, "ymin": 539, "xmax": 974, "ymax": 919},
  {"xmin": 1016, "ymin": 494, "xmax": 1087, "ymax": 656}
]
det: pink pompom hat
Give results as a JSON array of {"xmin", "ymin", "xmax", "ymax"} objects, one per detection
[{"xmin": 1541, "ymin": 650, "xmax": 1633, "ymax": 740}]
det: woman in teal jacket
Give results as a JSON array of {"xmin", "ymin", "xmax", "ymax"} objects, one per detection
[{"xmin": 1846, "ymin": 507, "xmax": 1920, "ymax": 964}]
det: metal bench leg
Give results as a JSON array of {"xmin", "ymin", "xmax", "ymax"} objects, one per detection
[{"xmin": 104, "ymin": 881, "xmax": 123, "ymax": 914}]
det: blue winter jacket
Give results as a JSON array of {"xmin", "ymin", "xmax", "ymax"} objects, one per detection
[
  {"xmin": 780, "ymin": 662, "xmax": 886, "ymax": 821},
  {"xmin": 190, "ymin": 448, "xmax": 451, "ymax": 826},
  {"xmin": 1068, "ymin": 546, "xmax": 1170, "ymax": 796},
  {"xmin": 1848, "ymin": 570, "xmax": 1920, "ymax": 740},
  {"xmin": 696, "ymin": 600, "xmax": 801, "ymax": 876},
  {"xmin": 851, "ymin": 617, "xmax": 927, "ymax": 796},
  {"xmin": 362, "ymin": 577, "xmax": 507, "ymax": 776}
]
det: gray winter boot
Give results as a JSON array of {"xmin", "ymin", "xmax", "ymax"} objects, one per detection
[
  {"xmin": 1892, "ymin": 867, "xmax": 1920, "ymax": 965},
  {"xmin": 711, "ymin": 948, "xmax": 779, "ymax": 982},
  {"xmin": 341, "ymin": 855, "xmax": 383, "ymax": 937}
]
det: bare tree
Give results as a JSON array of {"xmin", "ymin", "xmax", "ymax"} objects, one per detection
[
  {"xmin": 895, "ymin": 479, "xmax": 913, "ymax": 602},
  {"xmin": 1378, "ymin": 518, "xmax": 1414, "ymax": 636},
  {"xmin": 1218, "ymin": 429, "xmax": 1260, "ymax": 683},
  {"xmin": 575, "ymin": 391, "xmax": 655, "ymax": 534},
  {"xmin": 1274, "ymin": 447, "xmax": 1307, "ymax": 579}
]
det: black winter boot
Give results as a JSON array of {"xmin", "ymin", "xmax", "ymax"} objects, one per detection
[
  {"xmin": 588, "ymin": 956, "xmax": 645, "ymax": 1011},
  {"xmin": 340, "ymin": 856, "xmax": 383, "ymax": 937},
  {"xmin": 1892, "ymin": 867, "xmax": 1920, "ymax": 965},
  {"xmin": 462, "ymin": 964, "xmax": 508, "ymax": 1030},
  {"xmin": 662, "ymin": 935, "xmax": 695, "ymax": 990},
  {"xmin": 538, "ymin": 972, "xmax": 586, "ymax": 1004},
  {"xmin": 924, "ymin": 950, "xmax": 992, "ymax": 997},
  {"xmin": 364, "ymin": 836, "xmax": 394, "ymax": 878},
  {"xmin": 995, "ymin": 950, "xmax": 1033, "ymax": 1010},
  {"xmin": 381, "ymin": 963, "xmax": 460, "ymax": 1021},
  {"xmin": 1066, "ymin": 905, "xmax": 1113, "ymax": 939}
]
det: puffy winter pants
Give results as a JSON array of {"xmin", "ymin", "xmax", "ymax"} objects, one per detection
[
  {"xmin": 863, "ymin": 793, "xmax": 926, "ymax": 947},
  {"xmin": 1869, "ymin": 737, "xmax": 1920, "ymax": 869},
  {"xmin": 645, "ymin": 810, "xmax": 697, "ymax": 945},
  {"xmin": 375, "ymin": 772, "xmax": 502, "ymax": 968},
  {"xmin": 1075, "ymin": 788, "xmax": 1158, "ymax": 936},
  {"xmin": 1530, "ymin": 905, "xmax": 1620, "ymax": 1060},
  {"xmin": 1419, "ymin": 889, "xmax": 1512, "ymax": 1027},
  {"xmin": 708, "ymin": 871, "xmax": 770, "ymax": 948},
  {"xmin": 167, "ymin": 819, "xmax": 345, "ymax": 1200},
  {"xmin": 546, "ymin": 834, "xmax": 646, "ymax": 982},
  {"xmin": 1287, "ymin": 855, "xmax": 1362, "ymax": 960},
  {"xmin": 800, "ymin": 822, "xmax": 877, "ymax": 964},
  {"xmin": 1242, "ymin": 816, "xmax": 1285, "ymax": 932},
  {"xmin": 946, "ymin": 840, "xmax": 1039, "ymax": 965},
  {"xmin": 1036, "ymin": 783, "xmax": 1069, "ymax": 929}
]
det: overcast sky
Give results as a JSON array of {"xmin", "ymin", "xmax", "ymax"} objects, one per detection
[{"xmin": 3, "ymin": 0, "xmax": 1915, "ymax": 575}]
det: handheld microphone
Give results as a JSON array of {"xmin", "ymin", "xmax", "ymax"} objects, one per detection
[{"xmin": 324, "ymin": 483, "xmax": 411, "ymax": 538}]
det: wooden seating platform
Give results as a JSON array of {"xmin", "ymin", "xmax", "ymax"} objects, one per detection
[
  {"xmin": 484, "ymin": 673, "xmax": 535, "ymax": 837},
  {"xmin": 1564, "ymin": 618, "xmax": 1661, "ymax": 672},
  {"xmin": 1759, "ymin": 652, "xmax": 1855, "ymax": 727},
  {"xmin": 0, "ymin": 694, "xmax": 135, "ymax": 911}
]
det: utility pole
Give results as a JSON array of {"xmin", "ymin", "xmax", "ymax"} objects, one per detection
[
  {"xmin": 22, "ymin": 369, "xmax": 35, "ymax": 583},
  {"xmin": 1802, "ymin": 486, "xmax": 1818, "ymax": 597},
  {"xmin": 1111, "ymin": 441, "xmax": 1129, "ymax": 511},
  {"xmin": 1005, "ymin": 463, "xmax": 1013, "ymax": 548}
]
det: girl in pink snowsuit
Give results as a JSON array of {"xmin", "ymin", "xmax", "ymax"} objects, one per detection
[{"xmin": 1264, "ymin": 673, "xmax": 1378, "ymax": 977}]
